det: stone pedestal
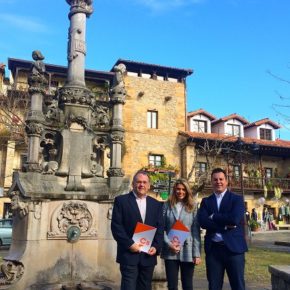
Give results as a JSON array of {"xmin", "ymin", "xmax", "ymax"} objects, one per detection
[
  {"xmin": 2, "ymin": 200, "xmax": 120, "ymax": 289},
  {"xmin": 269, "ymin": 265, "xmax": 290, "ymax": 290}
]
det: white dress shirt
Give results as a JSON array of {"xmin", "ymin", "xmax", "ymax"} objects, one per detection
[
  {"xmin": 212, "ymin": 189, "xmax": 227, "ymax": 242},
  {"xmin": 133, "ymin": 191, "xmax": 147, "ymax": 223}
]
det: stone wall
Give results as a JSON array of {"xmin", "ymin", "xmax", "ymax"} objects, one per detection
[{"xmin": 122, "ymin": 75, "xmax": 186, "ymax": 179}]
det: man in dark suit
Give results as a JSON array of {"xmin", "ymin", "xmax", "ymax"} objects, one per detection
[
  {"xmin": 198, "ymin": 168, "xmax": 248, "ymax": 290},
  {"xmin": 111, "ymin": 170, "xmax": 164, "ymax": 290}
]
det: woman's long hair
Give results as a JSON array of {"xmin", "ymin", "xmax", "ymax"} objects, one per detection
[{"xmin": 168, "ymin": 178, "xmax": 195, "ymax": 212}]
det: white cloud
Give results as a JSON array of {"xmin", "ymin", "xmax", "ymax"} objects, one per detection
[
  {"xmin": 0, "ymin": 13, "xmax": 49, "ymax": 33},
  {"xmin": 134, "ymin": 0, "xmax": 205, "ymax": 11}
]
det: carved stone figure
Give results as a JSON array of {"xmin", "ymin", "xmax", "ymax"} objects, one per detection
[
  {"xmin": 0, "ymin": 261, "xmax": 24, "ymax": 285},
  {"xmin": 28, "ymin": 50, "xmax": 48, "ymax": 88},
  {"xmin": 45, "ymin": 99, "xmax": 60, "ymax": 122},
  {"xmin": 94, "ymin": 105, "xmax": 110, "ymax": 127},
  {"xmin": 10, "ymin": 191, "xmax": 29, "ymax": 218},
  {"xmin": 110, "ymin": 63, "xmax": 126, "ymax": 99}
]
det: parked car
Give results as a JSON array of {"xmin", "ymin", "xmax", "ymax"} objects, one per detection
[{"xmin": 0, "ymin": 219, "xmax": 13, "ymax": 246}]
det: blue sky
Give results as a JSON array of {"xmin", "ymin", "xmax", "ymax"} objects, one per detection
[{"xmin": 1, "ymin": 0, "xmax": 290, "ymax": 139}]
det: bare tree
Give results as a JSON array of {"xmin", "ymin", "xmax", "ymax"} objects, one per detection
[
  {"xmin": 267, "ymin": 69, "xmax": 290, "ymax": 130},
  {"xmin": 187, "ymin": 137, "xmax": 232, "ymax": 195},
  {"xmin": 0, "ymin": 88, "xmax": 29, "ymax": 147}
]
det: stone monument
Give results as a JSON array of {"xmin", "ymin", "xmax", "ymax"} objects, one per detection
[{"xmin": 0, "ymin": 1, "xmax": 129, "ymax": 289}]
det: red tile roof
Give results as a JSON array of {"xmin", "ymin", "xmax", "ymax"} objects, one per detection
[
  {"xmin": 179, "ymin": 131, "xmax": 290, "ymax": 149},
  {"xmin": 244, "ymin": 118, "xmax": 281, "ymax": 129},
  {"xmin": 211, "ymin": 113, "xmax": 249, "ymax": 125},
  {"xmin": 187, "ymin": 108, "xmax": 216, "ymax": 120}
]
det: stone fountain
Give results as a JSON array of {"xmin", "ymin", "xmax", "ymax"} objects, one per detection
[{"xmin": 0, "ymin": 1, "xmax": 129, "ymax": 289}]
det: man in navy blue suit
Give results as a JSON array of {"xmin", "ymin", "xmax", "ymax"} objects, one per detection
[
  {"xmin": 198, "ymin": 168, "xmax": 247, "ymax": 290},
  {"xmin": 111, "ymin": 170, "xmax": 164, "ymax": 290}
]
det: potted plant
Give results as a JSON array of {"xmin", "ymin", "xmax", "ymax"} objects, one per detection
[{"xmin": 249, "ymin": 219, "xmax": 260, "ymax": 232}]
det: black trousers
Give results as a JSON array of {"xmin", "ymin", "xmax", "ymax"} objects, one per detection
[
  {"xmin": 205, "ymin": 243, "xmax": 245, "ymax": 290},
  {"xmin": 164, "ymin": 259, "xmax": 195, "ymax": 290},
  {"xmin": 120, "ymin": 264, "xmax": 155, "ymax": 290}
]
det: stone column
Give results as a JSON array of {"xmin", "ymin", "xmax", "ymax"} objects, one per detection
[
  {"xmin": 66, "ymin": 0, "xmax": 93, "ymax": 87},
  {"xmin": 108, "ymin": 64, "xmax": 126, "ymax": 190},
  {"xmin": 26, "ymin": 50, "xmax": 47, "ymax": 172}
]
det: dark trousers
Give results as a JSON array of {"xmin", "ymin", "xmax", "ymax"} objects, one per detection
[
  {"xmin": 120, "ymin": 264, "xmax": 155, "ymax": 290},
  {"xmin": 205, "ymin": 243, "xmax": 245, "ymax": 290},
  {"xmin": 164, "ymin": 259, "xmax": 195, "ymax": 290}
]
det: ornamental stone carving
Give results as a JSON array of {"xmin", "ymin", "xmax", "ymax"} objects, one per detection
[
  {"xmin": 57, "ymin": 86, "xmax": 95, "ymax": 107},
  {"xmin": 10, "ymin": 191, "xmax": 29, "ymax": 219},
  {"xmin": 48, "ymin": 201, "xmax": 97, "ymax": 239},
  {"xmin": 0, "ymin": 260, "xmax": 24, "ymax": 286},
  {"xmin": 110, "ymin": 63, "xmax": 126, "ymax": 104},
  {"xmin": 45, "ymin": 99, "xmax": 61, "ymax": 123},
  {"xmin": 111, "ymin": 132, "xmax": 124, "ymax": 143},
  {"xmin": 94, "ymin": 105, "xmax": 110, "ymax": 128},
  {"xmin": 107, "ymin": 168, "xmax": 124, "ymax": 177},
  {"xmin": 66, "ymin": 0, "xmax": 93, "ymax": 18},
  {"xmin": 40, "ymin": 132, "xmax": 60, "ymax": 174},
  {"xmin": 28, "ymin": 50, "xmax": 48, "ymax": 94},
  {"xmin": 25, "ymin": 122, "xmax": 43, "ymax": 136},
  {"xmin": 65, "ymin": 113, "xmax": 88, "ymax": 130}
]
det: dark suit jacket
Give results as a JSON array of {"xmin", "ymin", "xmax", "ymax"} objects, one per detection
[
  {"xmin": 111, "ymin": 192, "xmax": 164, "ymax": 266},
  {"xmin": 198, "ymin": 190, "xmax": 248, "ymax": 254}
]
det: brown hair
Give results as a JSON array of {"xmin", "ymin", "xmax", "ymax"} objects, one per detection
[
  {"xmin": 168, "ymin": 178, "xmax": 195, "ymax": 212},
  {"xmin": 211, "ymin": 167, "xmax": 227, "ymax": 179}
]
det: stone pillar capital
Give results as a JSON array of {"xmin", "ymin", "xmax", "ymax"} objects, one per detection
[{"xmin": 66, "ymin": 0, "xmax": 93, "ymax": 18}]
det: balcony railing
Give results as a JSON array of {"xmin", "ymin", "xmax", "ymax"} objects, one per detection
[
  {"xmin": 229, "ymin": 176, "xmax": 290, "ymax": 191},
  {"xmin": 199, "ymin": 174, "xmax": 290, "ymax": 192}
]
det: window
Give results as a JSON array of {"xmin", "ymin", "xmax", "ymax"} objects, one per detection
[
  {"xmin": 228, "ymin": 124, "xmax": 241, "ymax": 136},
  {"xmin": 149, "ymin": 154, "xmax": 163, "ymax": 167},
  {"xmin": 233, "ymin": 165, "xmax": 240, "ymax": 177},
  {"xmin": 265, "ymin": 168, "xmax": 273, "ymax": 179},
  {"xmin": 147, "ymin": 111, "xmax": 158, "ymax": 129},
  {"xmin": 260, "ymin": 128, "xmax": 272, "ymax": 140},
  {"xmin": 196, "ymin": 162, "xmax": 207, "ymax": 175},
  {"xmin": 192, "ymin": 120, "xmax": 207, "ymax": 133}
]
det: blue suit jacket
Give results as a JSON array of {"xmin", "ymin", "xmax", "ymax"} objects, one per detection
[
  {"xmin": 198, "ymin": 190, "xmax": 248, "ymax": 254},
  {"xmin": 111, "ymin": 192, "xmax": 164, "ymax": 266}
]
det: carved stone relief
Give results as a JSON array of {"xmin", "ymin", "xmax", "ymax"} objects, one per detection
[
  {"xmin": 10, "ymin": 191, "xmax": 29, "ymax": 219},
  {"xmin": 9, "ymin": 191, "xmax": 42, "ymax": 220},
  {"xmin": 25, "ymin": 122, "xmax": 43, "ymax": 136},
  {"xmin": 57, "ymin": 87, "xmax": 95, "ymax": 107},
  {"xmin": 93, "ymin": 105, "xmax": 110, "ymax": 128},
  {"xmin": 40, "ymin": 132, "xmax": 60, "ymax": 174},
  {"xmin": 48, "ymin": 201, "xmax": 97, "ymax": 239},
  {"xmin": 0, "ymin": 260, "xmax": 24, "ymax": 286},
  {"xmin": 107, "ymin": 168, "xmax": 124, "ymax": 177}
]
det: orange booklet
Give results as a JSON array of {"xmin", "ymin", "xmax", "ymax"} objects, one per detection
[
  {"xmin": 168, "ymin": 220, "xmax": 190, "ymax": 246},
  {"xmin": 132, "ymin": 222, "xmax": 157, "ymax": 253}
]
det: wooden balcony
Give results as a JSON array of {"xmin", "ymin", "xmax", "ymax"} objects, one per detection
[{"xmin": 201, "ymin": 174, "xmax": 290, "ymax": 194}]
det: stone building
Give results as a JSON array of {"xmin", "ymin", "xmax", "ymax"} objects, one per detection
[
  {"xmin": 1, "ymin": 58, "xmax": 290, "ymax": 224},
  {"xmin": 181, "ymin": 108, "xmax": 290, "ymax": 224},
  {"xmin": 0, "ymin": 57, "xmax": 192, "ymax": 210}
]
